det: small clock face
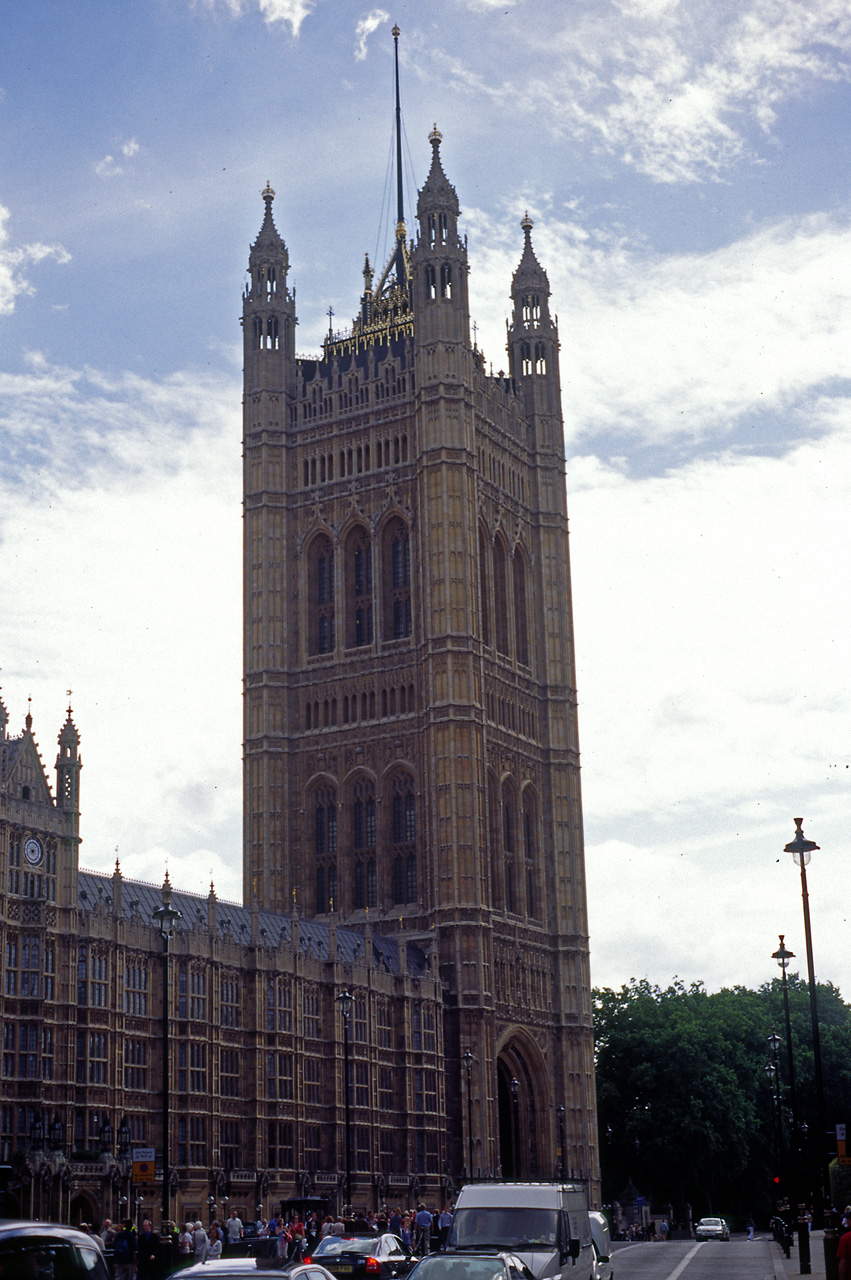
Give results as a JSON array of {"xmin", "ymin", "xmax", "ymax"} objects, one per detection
[{"xmin": 24, "ymin": 837, "xmax": 43, "ymax": 866}]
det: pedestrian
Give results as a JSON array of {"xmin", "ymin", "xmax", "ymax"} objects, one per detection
[
  {"xmin": 438, "ymin": 1207, "xmax": 453, "ymax": 1251},
  {"xmin": 837, "ymin": 1208, "xmax": 851, "ymax": 1280},
  {"xmin": 137, "ymin": 1218, "xmax": 158, "ymax": 1280},
  {"xmin": 113, "ymin": 1220, "xmax": 137, "ymax": 1280},
  {"xmin": 209, "ymin": 1226, "xmax": 223, "ymax": 1260},
  {"xmin": 178, "ymin": 1223, "xmax": 194, "ymax": 1266},
  {"xmin": 747, "ymin": 1216, "xmax": 755, "ymax": 1242},
  {"xmin": 414, "ymin": 1205, "xmax": 431, "ymax": 1255},
  {"xmin": 225, "ymin": 1210, "xmax": 244, "ymax": 1253},
  {"xmin": 400, "ymin": 1216, "xmax": 412, "ymax": 1250},
  {"xmin": 194, "ymin": 1220, "xmax": 210, "ymax": 1265}
]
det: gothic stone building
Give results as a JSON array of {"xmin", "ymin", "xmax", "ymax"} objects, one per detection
[{"xmin": 0, "ymin": 126, "xmax": 599, "ymax": 1226}]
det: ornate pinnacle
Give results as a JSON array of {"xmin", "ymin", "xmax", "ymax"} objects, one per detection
[
  {"xmin": 261, "ymin": 181, "xmax": 275, "ymax": 203},
  {"xmin": 429, "ymin": 123, "xmax": 442, "ymax": 147}
]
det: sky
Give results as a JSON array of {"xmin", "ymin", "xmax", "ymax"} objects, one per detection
[{"xmin": 1, "ymin": 0, "xmax": 850, "ymax": 1003}]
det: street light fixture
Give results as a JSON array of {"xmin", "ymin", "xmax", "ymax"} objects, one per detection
[
  {"xmin": 510, "ymin": 1079, "xmax": 520, "ymax": 1178},
  {"xmin": 336, "ymin": 990, "xmax": 354, "ymax": 1215},
  {"xmin": 153, "ymin": 874, "xmax": 182, "ymax": 1234},
  {"xmin": 462, "ymin": 1051, "xmax": 475, "ymax": 1179},
  {"xmin": 772, "ymin": 935, "xmax": 811, "ymax": 1274},
  {"xmin": 783, "ymin": 819, "xmax": 829, "ymax": 1218},
  {"xmin": 557, "ymin": 1106, "xmax": 566, "ymax": 1181}
]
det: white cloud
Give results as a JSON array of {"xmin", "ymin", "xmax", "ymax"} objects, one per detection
[
  {"xmin": 121, "ymin": 138, "xmax": 140, "ymax": 158},
  {"xmin": 200, "ymin": 0, "xmax": 317, "ymax": 35},
  {"xmin": 436, "ymin": 0, "xmax": 851, "ymax": 182},
  {"xmin": 354, "ymin": 9, "xmax": 389, "ymax": 61},
  {"xmin": 95, "ymin": 155, "xmax": 122, "ymax": 178},
  {"xmin": 0, "ymin": 205, "xmax": 70, "ymax": 316},
  {"xmin": 465, "ymin": 205, "xmax": 851, "ymax": 447}
]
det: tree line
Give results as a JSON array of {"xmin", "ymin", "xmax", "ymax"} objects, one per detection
[{"xmin": 593, "ymin": 975, "xmax": 851, "ymax": 1223}]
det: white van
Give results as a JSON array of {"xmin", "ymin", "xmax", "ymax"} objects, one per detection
[
  {"xmin": 587, "ymin": 1212, "xmax": 613, "ymax": 1280},
  {"xmin": 448, "ymin": 1183, "xmax": 594, "ymax": 1280}
]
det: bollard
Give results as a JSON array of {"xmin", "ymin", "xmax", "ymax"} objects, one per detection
[
  {"xmin": 784, "ymin": 1229, "xmax": 793, "ymax": 1259},
  {"xmin": 823, "ymin": 1223, "xmax": 839, "ymax": 1280}
]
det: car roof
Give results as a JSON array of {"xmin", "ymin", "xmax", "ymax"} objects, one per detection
[{"xmin": 0, "ymin": 1223, "xmax": 99, "ymax": 1246}]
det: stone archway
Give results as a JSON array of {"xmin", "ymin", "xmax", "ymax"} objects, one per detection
[{"xmin": 496, "ymin": 1037, "xmax": 543, "ymax": 1180}]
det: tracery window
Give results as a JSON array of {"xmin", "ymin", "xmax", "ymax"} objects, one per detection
[
  {"xmin": 313, "ymin": 784, "xmax": 338, "ymax": 913},
  {"xmin": 513, "ymin": 550, "xmax": 529, "ymax": 666},
  {"xmin": 390, "ymin": 773, "xmax": 417, "ymax": 906},
  {"xmin": 309, "ymin": 536, "xmax": 336, "ymax": 655},
  {"xmin": 493, "ymin": 537, "xmax": 509, "ymax": 656},
  {"xmin": 502, "ymin": 781, "xmax": 517, "ymax": 914},
  {"xmin": 345, "ymin": 526, "xmax": 373, "ymax": 648},
  {"xmin": 351, "ymin": 778, "xmax": 376, "ymax": 910},
  {"xmin": 383, "ymin": 518, "xmax": 412, "ymax": 640},
  {"xmin": 478, "ymin": 526, "xmax": 491, "ymax": 646}
]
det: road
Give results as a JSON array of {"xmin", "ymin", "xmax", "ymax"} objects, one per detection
[{"xmin": 610, "ymin": 1236, "xmax": 782, "ymax": 1280}]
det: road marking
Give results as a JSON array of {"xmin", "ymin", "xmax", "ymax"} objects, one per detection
[{"xmin": 662, "ymin": 1243, "xmax": 702, "ymax": 1280}]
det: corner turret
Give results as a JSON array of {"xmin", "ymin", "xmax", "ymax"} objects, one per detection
[
  {"xmin": 412, "ymin": 127, "xmax": 470, "ymax": 347},
  {"xmin": 508, "ymin": 214, "xmax": 563, "ymax": 438},
  {"xmin": 56, "ymin": 704, "xmax": 81, "ymax": 817},
  {"xmin": 243, "ymin": 183, "xmax": 297, "ymax": 397}
]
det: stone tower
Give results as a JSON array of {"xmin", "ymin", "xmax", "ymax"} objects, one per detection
[{"xmin": 241, "ymin": 126, "xmax": 599, "ymax": 1191}]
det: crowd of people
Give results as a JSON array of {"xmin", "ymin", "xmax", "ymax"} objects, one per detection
[{"xmin": 77, "ymin": 1202, "xmax": 455, "ymax": 1276}]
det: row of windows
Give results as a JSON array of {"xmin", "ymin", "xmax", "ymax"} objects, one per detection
[
  {"xmin": 518, "ymin": 341, "xmax": 547, "ymax": 376},
  {"xmin": 479, "ymin": 448, "xmax": 526, "ymax": 502},
  {"xmin": 487, "ymin": 692, "xmax": 538, "ymax": 740},
  {"xmin": 313, "ymin": 776, "xmax": 417, "ymax": 913},
  {"xmin": 2, "ymin": 1024, "xmax": 52, "ymax": 1080},
  {"xmin": 4, "ymin": 936, "xmax": 55, "ymax": 999},
  {"xmin": 489, "ymin": 777, "xmax": 541, "ymax": 920},
  {"xmin": 304, "ymin": 683, "xmax": 417, "ymax": 730},
  {"xmin": 310, "ymin": 519, "xmax": 412, "ymax": 655},
  {"xmin": 267, "ymin": 1121, "xmax": 442, "ymax": 1175},
  {"xmin": 302, "ymin": 435, "xmax": 409, "ymax": 488}
]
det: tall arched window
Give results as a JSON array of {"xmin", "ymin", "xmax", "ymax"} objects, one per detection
[
  {"xmin": 479, "ymin": 526, "xmax": 491, "ymax": 647},
  {"xmin": 523, "ymin": 792, "xmax": 538, "ymax": 920},
  {"xmin": 345, "ymin": 526, "xmax": 373, "ymax": 649},
  {"xmin": 513, "ymin": 550, "xmax": 529, "ymax": 667},
  {"xmin": 313, "ymin": 784, "xmax": 337, "ymax": 913},
  {"xmin": 389, "ymin": 773, "xmax": 416, "ymax": 906},
  {"xmin": 493, "ymin": 537, "xmax": 509, "ymax": 656},
  {"xmin": 383, "ymin": 518, "xmax": 412, "ymax": 641},
  {"xmin": 351, "ymin": 778, "xmax": 376, "ymax": 910},
  {"xmin": 308, "ymin": 536, "xmax": 335, "ymax": 656},
  {"xmin": 502, "ymin": 781, "xmax": 517, "ymax": 914}
]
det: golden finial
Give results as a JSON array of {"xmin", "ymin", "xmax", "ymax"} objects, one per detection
[
  {"xmin": 261, "ymin": 181, "xmax": 275, "ymax": 202},
  {"xmin": 429, "ymin": 123, "xmax": 442, "ymax": 146}
]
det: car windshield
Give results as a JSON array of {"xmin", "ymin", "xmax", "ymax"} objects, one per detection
[
  {"xmin": 0, "ymin": 1240, "xmax": 109, "ymax": 1280},
  {"xmin": 451, "ymin": 1211, "xmax": 559, "ymax": 1251},
  {"xmin": 700, "ymin": 1220, "xmax": 721, "ymax": 1226},
  {"xmin": 412, "ymin": 1260, "xmax": 507, "ymax": 1280},
  {"xmin": 313, "ymin": 1240, "xmax": 376, "ymax": 1257}
]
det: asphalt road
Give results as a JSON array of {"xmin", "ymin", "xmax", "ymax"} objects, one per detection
[{"xmin": 610, "ymin": 1236, "xmax": 781, "ymax": 1280}]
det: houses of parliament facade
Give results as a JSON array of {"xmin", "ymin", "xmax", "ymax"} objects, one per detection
[{"xmin": 0, "ymin": 120, "xmax": 599, "ymax": 1227}]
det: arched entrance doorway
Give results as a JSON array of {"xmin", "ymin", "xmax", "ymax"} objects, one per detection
[{"xmin": 496, "ymin": 1043, "xmax": 540, "ymax": 1179}]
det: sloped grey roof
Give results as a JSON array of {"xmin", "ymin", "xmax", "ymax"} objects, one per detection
[{"xmin": 77, "ymin": 869, "xmax": 426, "ymax": 976}]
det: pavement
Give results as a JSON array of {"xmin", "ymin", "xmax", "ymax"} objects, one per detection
[{"xmin": 771, "ymin": 1228, "xmax": 833, "ymax": 1280}]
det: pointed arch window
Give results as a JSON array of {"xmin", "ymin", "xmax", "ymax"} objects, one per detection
[
  {"xmin": 351, "ymin": 778, "xmax": 376, "ymax": 911},
  {"xmin": 428, "ymin": 215, "xmax": 437, "ymax": 249},
  {"xmin": 524, "ymin": 795, "xmax": 538, "ymax": 920},
  {"xmin": 513, "ymin": 550, "xmax": 529, "ymax": 667},
  {"xmin": 266, "ymin": 267, "xmax": 277, "ymax": 299},
  {"xmin": 440, "ymin": 265, "xmax": 452, "ymax": 299},
  {"xmin": 345, "ymin": 527, "xmax": 373, "ymax": 648},
  {"xmin": 267, "ymin": 317, "xmax": 279, "ymax": 350},
  {"xmin": 425, "ymin": 265, "xmax": 437, "ymax": 301},
  {"xmin": 439, "ymin": 213, "xmax": 448, "ymax": 244},
  {"xmin": 479, "ymin": 527, "xmax": 491, "ymax": 646},
  {"xmin": 502, "ymin": 781, "xmax": 517, "ymax": 914},
  {"xmin": 253, "ymin": 317, "xmax": 263, "ymax": 351},
  {"xmin": 383, "ymin": 518, "xmax": 413, "ymax": 641},
  {"xmin": 520, "ymin": 341, "xmax": 532, "ymax": 376},
  {"xmin": 534, "ymin": 342, "xmax": 546, "ymax": 375},
  {"xmin": 389, "ymin": 773, "xmax": 417, "ymax": 905},
  {"xmin": 309, "ymin": 536, "xmax": 335, "ymax": 656},
  {"xmin": 493, "ymin": 537, "xmax": 509, "ymax": 656},
  {"xmin": 522, "ymin": 294, "xmax": 541, "ymax": 323}
]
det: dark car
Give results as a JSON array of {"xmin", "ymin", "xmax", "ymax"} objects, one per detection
[
  {"xmin": 0, "ymin": 1221, "xmax": 111, "ymax": 1280},
  {"xmin": 175, "ymin": 1258, "xmax": 337, "ymax": 1280},
  {"xmin": 405, "ymin": 1252, "xmax": 536, "ymax": 1280},
  {"xmin": 306, "ymin": 1234, "xmax": 418, "ymax": 1280}
]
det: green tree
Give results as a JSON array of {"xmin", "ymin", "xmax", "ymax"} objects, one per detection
[{"xmin": 593, "ymin": 976, "xmax": 851, "ymax": 1225}]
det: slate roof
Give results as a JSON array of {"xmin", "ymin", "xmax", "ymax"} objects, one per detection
[{"xmin": 77, "ymin": 869, "xmax": 427, "ymax": 976}]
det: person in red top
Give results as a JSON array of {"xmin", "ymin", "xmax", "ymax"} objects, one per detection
[{"xmin": 837, "ymin": 1207, "xmax": 851, "ymax": 1280}]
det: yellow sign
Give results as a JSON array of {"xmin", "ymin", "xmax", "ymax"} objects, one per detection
[{"xmin": 133, "ymin": 1160, "xmax": 156, "ymax": 1183}]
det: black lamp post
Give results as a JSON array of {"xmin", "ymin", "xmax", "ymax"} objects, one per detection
[
  {"xmin": 117, "ymin": 1114, "xmax": 131, "ymax": 1227},
  {"xmin": 510, "ymin": 1078, "xmax": 520, "ymax": 1178},
  {"xmin": 783, "ymin": 819, "xmax": 829, "ymax": 1219},
  {"xmin": 462, "ymin": 1051, "xmax": 475, "ymax": 1180},
  {"xmin": 772, "ymin": 935, "xmax": 811, "ymax": 1273},
  {"xmin": 153, "ymin": 875, "xmax": 182, "ymax": 1233},
  {"xmin": 100, "ymin": 1117, "xmax": 114, "ymax": 1154},
  {"xmin": 557, "ymin": 1106, "xmax": 566, "ymax": 1180},
  {"xmin": 336, "ymin": 990, "xmax": 354, "ymax": 1215}
]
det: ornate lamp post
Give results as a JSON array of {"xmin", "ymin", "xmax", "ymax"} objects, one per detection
[
  {"xmin": 557, "ymin": 1106, "xmax": 566, "ymax": 1181},
  {"xmin": 117, "ymin": 1115, "xmax": 131, "ymax": 1227},
  {"xmin": 772, "ymin": 935, "xmax": 811, "ymax": 1272},
  {"xmin": 336, "ymin": 990, "xmax": 354, "ymax": 1215},
  {"xmin": 207, "ymin": 1194, "xmax": 216, "ymax": 1226},
  {"xmin": 153, "ymin": 875, "xmax": 182, "ymax": 1234},
  {"xmin": 783, "ymin": 819, "xmax": 829, "ymax": 1218},
  {"xmin": 510, "ymin": 1078, "xmax": 520, "ymax": 1178},
  {"xmin": 462, "ymin": 1051, "xmax": 475, "ymax": 1180}
]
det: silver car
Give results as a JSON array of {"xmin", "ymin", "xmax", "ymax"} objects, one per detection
[{"xmin": 694, "ymin": 1217, "xmax": 729, "ymax": 1242}]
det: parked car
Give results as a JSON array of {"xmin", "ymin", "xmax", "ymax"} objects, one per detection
[
  {"xmin": 694, "ymin": 1218, "xmax": 729, "ymax": 1241},
  {"xmin": 588, "ymin": 1213, "xmax": 613, "ymax": 1280},
  {"xmin": 406, "ymin": 1253, "xmax": 536, "ymax": 1280},
  {"xmin": 0, "ymin": 1221, "xmax": 110, "ymax": 1280},
  {"xmin": 174, "ymin": 1258, "xmax": 337, "ymax": 1280},
  {"xmin": 306, "ymin": 1234, "xmax": 418, "ymax": 1280}
]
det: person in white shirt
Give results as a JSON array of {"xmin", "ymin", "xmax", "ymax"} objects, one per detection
[{"xmin": 225, "ymin": 1211, "xmax": 244, "ymax": 1251}]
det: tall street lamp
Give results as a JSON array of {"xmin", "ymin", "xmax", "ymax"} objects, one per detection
[
  {"xmin": 462, "ymin": 1051, "xmax": 475, "ymax": 1180},
  {"xmin": 783, "ymin": 819, "xmax": 829, "ymax": 1217},
  {"xmin": 153, "ymin": 875, "xmax": 182, "ymax": 1235},
  {"xmin": 772, "ymin": 935, "xmax": 811, "ymax": 1274},
  {"xmin": 336, "ymin": 990, "xmax": 354, "ymax": 1215},
  {"xmin": 510, "ymin": 1078, "xmax": 520, "ymax": 1178},
  {"xmin": 557, "ymin": 1106, "xmax": 566, "ymax": 1181}
]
